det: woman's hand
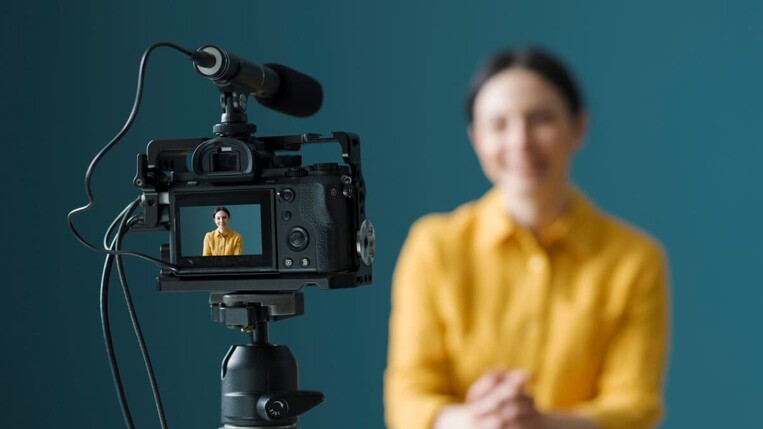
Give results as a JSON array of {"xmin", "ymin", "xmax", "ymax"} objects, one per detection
[
  {"xmin": 433, "ymin": 369, "xmax": 599, "ymax": 429},
  {"xmin": 433, "ymin": 369, "xmax": 541, "ymax": 429},
  {"xmin": 466, "ymin": 369, "xmax": 542, "ymax": 429}
]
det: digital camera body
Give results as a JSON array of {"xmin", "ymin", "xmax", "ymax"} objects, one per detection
[{"xmin": 134, "ymin": 131, "xmax": 374, "ymax": 293}]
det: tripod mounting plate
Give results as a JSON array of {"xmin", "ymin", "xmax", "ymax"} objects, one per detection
[{"xmin": 211, "ymin": 292, "xmax": 305, "ymax": 330}]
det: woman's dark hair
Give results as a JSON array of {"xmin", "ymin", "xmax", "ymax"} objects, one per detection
[
  {"xmin": 465, "ymin": 46, "xmax": 584, "ymax": 122},
  {"xmin": 213, "ymin": 207, "xmax": 231, "ymax": 218}
]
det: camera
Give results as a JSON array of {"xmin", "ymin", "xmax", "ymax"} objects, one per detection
[
  {"xmin": 68, "ymin": 43, "xmax": 375, "ymax": 428},
  {"xmin": 134, "ymin": 130, "xmax": 374, "ymax": 293}
]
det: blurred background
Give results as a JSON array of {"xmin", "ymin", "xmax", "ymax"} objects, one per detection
[{"xmin": 2, "ymin": 1, "xmax": 761, "ymax": 428}]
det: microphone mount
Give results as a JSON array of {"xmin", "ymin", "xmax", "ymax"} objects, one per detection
[{"xmin": 214, "ymin": 89, "xmax": 257, "ymax": 138}]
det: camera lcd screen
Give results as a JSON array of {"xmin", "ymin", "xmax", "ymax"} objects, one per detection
[{"xmin": 171, "ymin": 189, "xmax": 275, "ymax": 272}]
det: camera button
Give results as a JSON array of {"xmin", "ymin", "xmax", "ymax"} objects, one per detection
[
  {"xmin": 287, "ymin": 227, "xmax": 309, "ymax": 251},
  {"xmin": 300, "ymin": 257, "xmax": 310, "ymax": 268},
  {"xmin": 282, "ymin": 211, "xmax": 292, "ymax": 221},
  {"xmin": 278, "ymin": 188, "xmax": 295, "ymax": 202},
  {"xmin": 284, "ymin": 258, "xmax": 294, "ymax": 268}
]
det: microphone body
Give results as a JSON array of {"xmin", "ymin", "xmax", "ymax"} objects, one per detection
[{"xmin": 193, "ymin": 45, "xmax": 322, "ymax": 117}]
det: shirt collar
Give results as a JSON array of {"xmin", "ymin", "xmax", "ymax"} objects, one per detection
[
  {"xmin": 476, "ymin": 186, "xmax": 600, "ymax": 256},
  {"xmin": 215, "ymin": 229, "xmax": 232, "ymax": 237}
]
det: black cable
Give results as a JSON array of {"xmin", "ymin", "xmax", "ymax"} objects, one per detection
[
  {"xmin": 67, "ymin": 41, "xmax": 201, "ymax": 272},
  {"xmin": 102, "ymin": 199, "xmax": 171, "ymax": 429},
  {"xmin": 104, "ymin": 199, "xmax": 141, "ymax": 249},
  {"xmin": 101, "ymin": 202, "xmax": 141, "ymax": 429},
  {"xmin": 114, "ymin": 218, "xmax": 170, "ymax": 429}
]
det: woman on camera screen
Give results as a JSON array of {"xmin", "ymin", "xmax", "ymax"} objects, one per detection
[
  {"xmin": 202, "ymin": 207, "xmax": 243, "ymax": 256},
  {"xmin": 385, "ymin": 47, "xmax": 670, "ymax": 429}
]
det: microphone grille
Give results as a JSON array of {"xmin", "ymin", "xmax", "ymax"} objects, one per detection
[{"xmin": 256, "ymin": 63, "xmax": 323, "ymax": 117}]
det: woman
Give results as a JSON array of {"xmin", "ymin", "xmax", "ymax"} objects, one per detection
[
  {"xmin": 384, "ymin": 47, "xmax": 670, "ymax": 429},
  {"xmin": 202, "ymin": 207, "xmax": 243, "ymax": 256}
]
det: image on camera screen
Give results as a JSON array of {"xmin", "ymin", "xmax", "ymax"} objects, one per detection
[{"xmin": 179, "ymin": 204, "xmax": 263, "ymax": 257}]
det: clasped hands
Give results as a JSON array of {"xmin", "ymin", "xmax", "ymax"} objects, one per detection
[{"xmin": 435, "ymin": 369, "xmax": 542, "ymax": 429}]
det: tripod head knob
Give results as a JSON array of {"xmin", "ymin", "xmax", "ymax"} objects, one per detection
[{"xmin": 256, "ymin": 391, "xmax": 324, "ymax": 422}]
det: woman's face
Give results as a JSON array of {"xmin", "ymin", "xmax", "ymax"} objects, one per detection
[
  {"xmin": 469, "ymin": 68, "xmax": 585, "ymax": 199},
  {"xmin": 214, "ymin": 210, "xmax": 230, "ymax": 231}
]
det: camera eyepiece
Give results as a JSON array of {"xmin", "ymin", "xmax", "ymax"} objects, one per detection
[{"xmin": 191, "ymin": 137, "xmax": 256, "ymax": 182}]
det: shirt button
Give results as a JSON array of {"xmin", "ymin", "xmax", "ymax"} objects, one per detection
[{"xmin": 527, "ymin": 255, "xmax": 546, "ymax": 272}]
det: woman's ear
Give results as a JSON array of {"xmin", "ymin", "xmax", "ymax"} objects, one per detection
[{"xmin": 571, "ymin": 111, "xmax": 588, "ymax": 150}]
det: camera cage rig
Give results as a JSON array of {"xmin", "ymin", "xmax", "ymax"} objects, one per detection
[
  {"xmin": 132, "ymin": 79, "xmax": 375, "ymax": 293},
  {"xmin": 134, "ymin": 130, "xmax": 374, "ymax": 293}
]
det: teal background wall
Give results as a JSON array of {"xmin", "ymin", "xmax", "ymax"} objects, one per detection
[{"xmin": 2, "ymin": 1, "xmax": 762, "ymax": 428}]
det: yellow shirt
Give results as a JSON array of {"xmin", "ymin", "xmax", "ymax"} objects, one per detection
[
  {"xmin": 384, "ymin": 187, "xmax": 669, "ymax": 429},
  {"xmin": 202, "ymin": 229, "xmax": 243, "ymax": 256}
]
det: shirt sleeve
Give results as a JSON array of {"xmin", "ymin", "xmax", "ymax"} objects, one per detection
[
  {"xmin": 385, "ymin": 218, "xmax": 457, "ymax": 429},
  {"xmin": 203, "ymin": 233, "xmax": 212, "ymax": 256},
  {"xmin": 571, "ymin": 244, "xmax": 670, "ymax": 429},
  {"xmin": 233, "ymin": 232, "xmax": 243, "ymax": 255}
]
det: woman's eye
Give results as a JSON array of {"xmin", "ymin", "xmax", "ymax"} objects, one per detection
[
  {"xmin": 528, "ymin": 111, "xmax": 555, "ymax": 125},
  {"xmin": 487, "ymin": 118, "xmax": 506, "ymax": 131}
]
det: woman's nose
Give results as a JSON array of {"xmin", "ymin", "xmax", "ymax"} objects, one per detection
[{"xmin": 500, "ymin": 121, "xmax": 532, "ymax": 152}]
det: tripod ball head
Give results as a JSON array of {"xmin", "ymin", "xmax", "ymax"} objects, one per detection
[{"xmin": 221, "ymin": 344, "xmax": 323, "ymax": 428}]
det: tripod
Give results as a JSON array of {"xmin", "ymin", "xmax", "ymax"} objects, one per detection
[{"xmin": 210, "ymin": 292, "xmax": 323, "ymax": 429}]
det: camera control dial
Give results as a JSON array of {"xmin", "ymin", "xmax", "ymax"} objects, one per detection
[
  {"xmin": 357, "ymin": 219, "xmax": 376, "ymax": 267},
  {"xmin": 287, "ymin": 227, "xmax": 309, "ymax": 251}
]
